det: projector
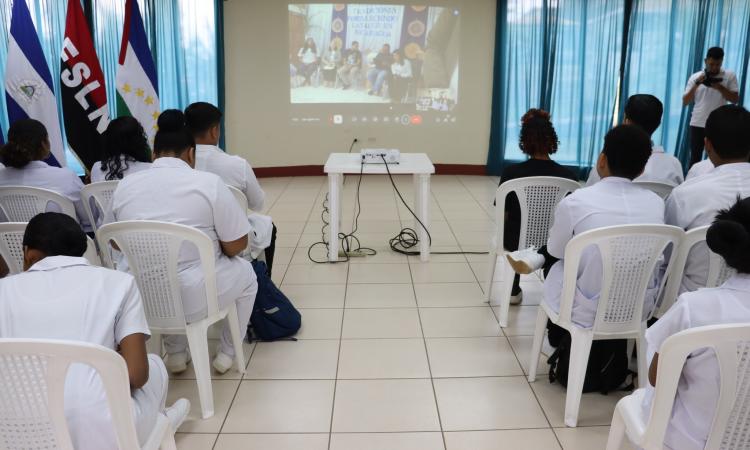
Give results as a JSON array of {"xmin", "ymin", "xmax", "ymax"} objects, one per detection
[{"xmin": 361, "ymin": 148, "xmax": 400, "ymax": 164}]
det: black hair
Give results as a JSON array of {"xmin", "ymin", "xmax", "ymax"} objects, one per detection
[
  {"xmin": 706, "ymin": 47, "xmax": 724, "ymax": 60},
  {"xmin": 0, "ymin": 119, "xmax": 49, "ymax": 168},
  {"xmin": 624, "ymin": 94, "xmax": 663, "ymax": 136},
  {"xmin": 23, "ymin": 212, "xmax": 87, "ymax": 257},
  {"xmin": 302, "ymin": 37, "xmax": 317, "ymax": 54},
  {"xmin": 100, "ymin": 117, "xmax": 151, "ymax": 180},
  {"xmin": 184, "ymin": 102, "xmax": 223, "ymax": 137},
  {"xmin": 705, "ymin": 105, "xmax": 750, "ymax": 160},
  {"xmin": 519, "ymin": 109, "xmax": 559, "ymax": 156},
  {"xmin": 351, "ymin": 40, "xmax": 359, "ymax": 46},
  {"xmin": 153, "ymin": 110, "xmax": 195, "ymax": 156},
  {"xmin": 601, "ymin": 124, "xmax": 652, "ymax": 179},
  {"xmin": 707, "ymin": 197, "xmax": 750, "ymax": 274}
]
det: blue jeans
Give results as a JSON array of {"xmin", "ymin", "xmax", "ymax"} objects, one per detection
[{"xmin": 367, "ymin": 68, "xmax": 388, "ymax": 94}]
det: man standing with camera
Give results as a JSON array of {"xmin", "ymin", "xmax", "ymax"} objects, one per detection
[{"xmin": 683, "ymin": 47, "xmax": 739, "ymax": 167}]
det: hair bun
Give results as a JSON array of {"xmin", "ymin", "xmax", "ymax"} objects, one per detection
[
  {"xmin": 522, "ymin": 108, "xmax": 551, "ymax": 124},
  {"xmin": 157, "ymin": 109, "xmax": 186, "ymax": 133},
  {"xmin": 707, "ymin": 219, "xmax": 750, "ymax": 258}
]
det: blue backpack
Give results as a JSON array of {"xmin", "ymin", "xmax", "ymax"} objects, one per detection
[{"xmin": 247, "ymin": 260, "xmax": 302, "ymax": 341}]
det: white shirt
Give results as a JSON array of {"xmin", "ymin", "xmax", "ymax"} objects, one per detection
[
  {"xmin": 195, "ymin": 144, "xmax": 265, "ymax": 211},
  {"xmin": 0, "ymin": 160, "xmax": 91, "ymax": 229},
  {"xmin": 685, "ymin": 69, "xmax": 739, "ymax": 127},
  {"xmin": 0, "ymin": 256, "xmax": 150, "ymax": 450},
  {"xmin": 586, "ymin": 146, "xmax": 684, "ymax": 187},
  {"xmin": 544, "ymin": 177, "xmax": 665, "ymax": 328},
  {"xmin": 391, "ymin": 60, "xmax": 413, "ymax": 78},
  {"xmin": 109, "ymin": 157, "xmax": 256, "ymax": 321},
  {"xmin": 665, "ymin": 162, "xmax": 750, "ymax": 293},
  {"xmin": 642, "ymin": 274, "xmax": 750, "ymax": 450},
  {"xmin": 90, "ymin": 156, "xmax": 152, "ymax": 182},
  {"xmin": 298, "ymin": 48, "xmax": 317, "ymax": 64},
  {"xmin": 685, "ymin": 159, "xmax": 714, "ymax": 181}
]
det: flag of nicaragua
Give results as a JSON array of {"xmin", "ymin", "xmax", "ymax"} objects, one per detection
[
  {"xmin": 5, "ymin": 0, "xmax": 66, "ymax": 167},
  {"xmin": 116, "ymin": 0, "xmax": 159, "ymax": 144}
]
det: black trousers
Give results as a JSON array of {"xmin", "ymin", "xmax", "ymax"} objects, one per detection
[{"xmin": 690, "ymin": 126, "xmax": 706, "ymax": 167}]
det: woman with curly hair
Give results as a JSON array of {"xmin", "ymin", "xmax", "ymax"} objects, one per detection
[
  {"xmin": 91, "ymin": 117, "xmax": 152, "ymax": 182},
  {"xmin": 497, "ymin": 109, "xmax": 577, "ymax": 305}
]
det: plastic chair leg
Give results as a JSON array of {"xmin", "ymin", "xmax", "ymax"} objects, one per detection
[
  {"xmin": 564, "ymin": 328, "xmax": 594, "ymax": 427},
  {"xmin": 226, "ymin": 305, "xmax": 247, "ymax": 374},
  {"xmin": 636, "ymin": 331, "xmax": 648, "ymax": 389},
  {"xmin": 528, "ymin": 307, "xmax": 548, "ymax": 382},
  {"xmin": 495, "ymin": 260, "xmax": 515, "ymax": 326},
  {"xmin": 605, "ymin": 406, "xmax": 626, "ymax": 450},
  {"xmin": 484, "ymin": 248, "xmax": 497, "ymax": 301},
  {"xmin": 185, "ymin": 322, "xmax": 215, "ymax": 419}
]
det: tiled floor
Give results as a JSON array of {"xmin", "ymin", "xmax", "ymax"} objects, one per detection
[{"xmin": 170, "ymin": 175, "xmax": 636, "ymax": 450}]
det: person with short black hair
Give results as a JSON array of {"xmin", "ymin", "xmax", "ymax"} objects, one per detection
[
  {"xmin": 367, "ymin": 43, "xmax": 393, "ymax": 96},
  {"xmin": 666, "ymin": 104, "xmax": 750, "ymax": 294},
  {"xmin": 108, "ymin": 109, "xmax": 258, "ymax": 375},
  {"xmin": 683, "ymin": 46, "xmax": 739, "ymax": 167},
  {"xmin": 643, "ymin": 197, "xmax": 750, "ymax": 450},
  {"xmin": 91, "ymin": 116, "xmax": 152, "ymax": 182},
  {"xmin": 586, "ymin": 94, "xmax": 683, "ymax": 186},
  {"xmin": 0, "ymin": 212, "xmax": 189, "ymax": 449},
  {"xmin": 338, "ymin": 40, "xmax": 362, "ymax": 89}
]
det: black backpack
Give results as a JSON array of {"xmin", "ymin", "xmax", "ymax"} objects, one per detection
[
  {"xmin": 547, "ymin": 327, "xmax": 634, "ymax": 395},
  {"xmin": 247, "ymin": 260, "xmax": 302, "ymax": 341}
]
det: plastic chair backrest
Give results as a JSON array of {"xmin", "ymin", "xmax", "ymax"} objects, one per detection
[
  {"xmin": 557, "ymin": 224, "xmax": 683, "ymax": 335},
  {"xmin": 81, "ymin": 181, "xmax": 119, "ymax": 232},
  {"xmin": 633, "ymin": 181, "xmax": 675, "ymax": 200},
  {"xmin": 96, "ymin": 220, "xmax": 219, "ymax": 331},
  {"xmin": 494, "ymin": 176, "xmax": 580, "ymax": 251},
  {"xmin": 0, "ymin": 338, "xmax": 141, "ymax": 450},
  {"xmin": 641, "ymin": 323, "xmax": 750, "ymax": 450},
  {"xmin": 227, "ymin": 185, "xmax": 248, "ymax": 212},
  {"xmin": 0, "ymin": 186, "xmax": 77, "ymax": 222}
]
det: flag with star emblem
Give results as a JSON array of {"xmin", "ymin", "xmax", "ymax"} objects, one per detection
[{"xmin": 116, "ymin": 0, "xmax": 159, "ymax": 143}]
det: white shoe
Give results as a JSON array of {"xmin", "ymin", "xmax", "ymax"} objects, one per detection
[
  {"xmin": 506, "ymin": 248, "xmax": 545, "ymax": 275},
  {"xmin": 212, "ymin": 351, "xmax": 234, "ymax": 375},
  {"xmin": 166, "ymin": 351, "xmax": 191, "ymax": 374},
  {"xmin": 165, "ymin": 398, "xmax": 190, "ymax": 430},
  {"xmin": 509, "ymin": 291, "xmax": 523, "ymax": 305}
]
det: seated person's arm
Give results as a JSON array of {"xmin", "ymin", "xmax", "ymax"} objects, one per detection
[
  {"xmin": 648, "ymin": 353, "xmax": 659, "ymax": 386},
  {"xmin": 220, "ymin": 235, "xmax": 249, "ymax": 257},
  {"xmin": 214, "ymin": 181, "xmax": 252, "ymax": 258},
  {"xmin": 118, "ymin": 333, "xmax": 149, "ymax": 389},
  {"xmin": 546, "ymin": 200, "xmax": 575, "ymax": 259}
]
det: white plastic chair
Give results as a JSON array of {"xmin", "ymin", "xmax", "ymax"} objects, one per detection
[
  {"xmin": 487, "ymin": 176, "xmax": 580, "ymax": 326},
  {"xmin": 227, "ymin": 185, "xmax": 248, "ymax": 212},
  {"xmin": 633, "ymin": 181, "xmax": 674, "ymax": 200},
  {"xmin": 606, "ymin": 323, "xmax": 750, "ymax": 450},
  {"xmin": 97, "ymin": 220, "xmax": 246, "ymax": 419},
  {"xmin": 0, "ymin": 338, "xmax": 176, "ymax": 450},
  {"xmin": 655, "ymin": 225, "xmax": 735, "ymax": 318},
  {"xmin": 81, "ymin": 181, "xmax": 119, "ymax": 232},
  {"xmin": 527, "ymin": 224, "xmax": 683, "ymax": 427},
  {"xmin": 0, "ymin": 223, "xmax": 100, "ymax": 275},
  {"xmin": 0, "ymin": 186, "xmax": 77, "ymax": 222}
]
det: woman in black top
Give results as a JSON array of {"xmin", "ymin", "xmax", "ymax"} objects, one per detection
[{"xmin": 498, "ymin": 109, "xmax": 578, "ymax": 304}]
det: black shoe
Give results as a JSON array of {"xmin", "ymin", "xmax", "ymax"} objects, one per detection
[
  {"xmin": 342, "ymin": 84, "xmax": 350, "ymax": 90},
  {"xmin": 368, "ymin": 90, "xmax": 374, "ymax": 95}
]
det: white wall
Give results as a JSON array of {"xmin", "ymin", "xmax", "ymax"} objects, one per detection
[{"xmin": 224, "ymin": 0, "xmax": 496, "ymax": 168}]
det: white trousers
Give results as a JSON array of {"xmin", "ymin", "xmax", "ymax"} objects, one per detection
[{"xmin": 133, "ymin": 354, "xmax": 170, "ymax": 444}]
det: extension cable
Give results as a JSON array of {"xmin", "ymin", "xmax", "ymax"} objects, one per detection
[{"xmin": 339, "ymin": 249, "xmax": 368, "ymax": 257}]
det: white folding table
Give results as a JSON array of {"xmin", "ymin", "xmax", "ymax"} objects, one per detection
[{"xmin": 323, "ymin": 153, "xmax": 435, "ymax": 262}]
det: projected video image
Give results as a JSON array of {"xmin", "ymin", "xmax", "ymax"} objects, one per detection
[{"xmin": 289, "ymin": 4, "xmax": 459, "ymax": 107}]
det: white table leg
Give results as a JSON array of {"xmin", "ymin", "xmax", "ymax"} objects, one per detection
[
  {"xmin": 328, "ymin": 173, "xmax": 342, "ymax": 261},
  {"xmin": 413, "ymin": 173, "xmax": 431, "ymax": 261}
]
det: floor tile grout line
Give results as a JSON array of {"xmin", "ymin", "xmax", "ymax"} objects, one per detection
[{"xmin": 326, "ymin": 256, "xmax": 350, "ymax": 450}]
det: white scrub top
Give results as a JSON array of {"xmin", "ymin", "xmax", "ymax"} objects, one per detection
[
  {"xmin": 544, "ymin": 176, "xmax": 665, "ymax": 328},
  {"xmin": 0, "ymin": 160, "xmax": 91, "ymax": 229},
  {"xmin": 195, "ymin": 144, "xmax": 265, "ymax": 211},
  {"xmin": 665, "ymin": 162, "xmax": 750, "ymax": 293},
  {"xmin": 685, "ymin": 69, "xmax": 739, "ymax": 128},
  {"xmin": 586, "ymin": 146, "xmax": 684, "ymax": 187},
  {"xmin": 91, "ymin": 156, "xmax": 152, "ymax": 182},
  {"xmin": 685, "ymin": 159, "xmax": 715, "ymax": 181},
  {"xmin": 642, "ymin": 273, "xmax": 750, "ymax": 450},
  {"xmin": 0, "ymin": 256, "xmax": 150, "ymax": 450}
]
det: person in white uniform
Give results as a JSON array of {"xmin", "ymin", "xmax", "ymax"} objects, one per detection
[
  {"xmin": 184, "ymin": 102, "xmax": 277, "ymax": 274},
  {"xmin": 683, "ymin": 46, "xmax": 739, "ymax": 167},
  {"xmin": 685, "ymin": 158, "xmax": 714, "ymax": 180},
  {"xmin": 0, "ymin": 213, "xmax": 189, "ymax": 449},
  {"xmin": 0, "ymin": 119, "xmax": 90, "ymax": 230},
  {"xmin": 91, "ymin": 116, "xmax": 152, "ymax": 182},
  {"xmin": 643, "ymin": 197, "xmax": 750, "ymax": 450},
  {"xmin": 508, "ymin": 124, "xmax": 665, "ymax": 330},
  {"xmin": 586, "ymin": 94, "xmax": 683, "ymax": 187},
  {"xmin": 109, "ymin": 110, "xmax": 258, "ymax": 374},
  {"xmin": 666, "ymin": 105, "xmax": 750, "ymax": 294}
]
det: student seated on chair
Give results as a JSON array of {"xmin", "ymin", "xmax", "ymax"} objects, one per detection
[
  {"xmin": 666, "ymin": 105, "xmax": 750, "ymax": 294},
  {"xmin": 644, "ymin": 197, "xmax": 750, "ymax": 450},
  {"xmin": 497, "ymin": 109, "xmax": 577, "ymax": 306},
  {"xmin": 0, "ymin": 119, "xmax": 91, "ymax": 230},
  {"xmin": 507, "ymin": 124, "xmax": 664, "ymax": 331},
  {"xmin": 91, "ymin": 116, "xmax": 152, "ymax": 182},
  {"xmin": 0, "ymin": 212, "xmax": 189, "ymax": 449},
  {"xmin": 184, "ymin": 102, "xmax": 277, "ymax": 274},
  {"xmin": 586, "ymin": 94, "xmax": 684, "ymax": 187},
  {"xmin": 108, "ymin": 110, "xmax": 258, "ymax": 375}
]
